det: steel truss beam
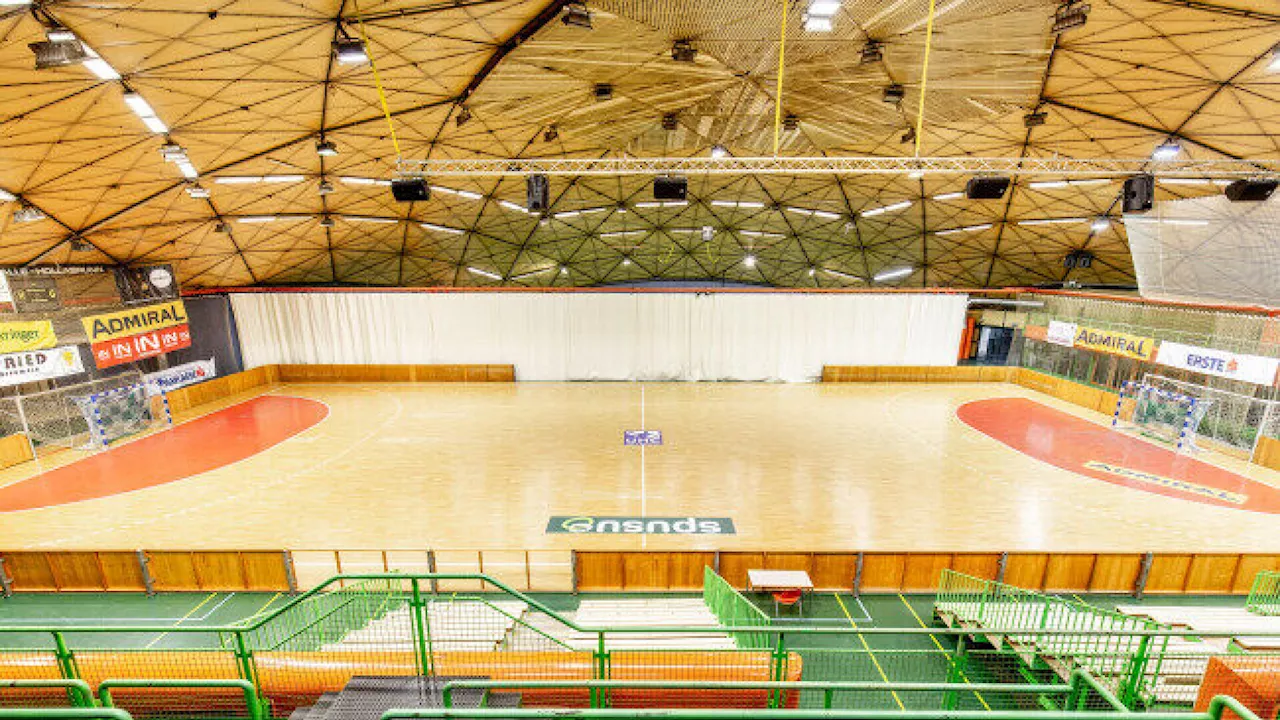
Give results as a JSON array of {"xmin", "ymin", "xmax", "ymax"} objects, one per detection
[{"xmin": 396, "ymin": 156, "xmax": 1278, "ymax": 178}]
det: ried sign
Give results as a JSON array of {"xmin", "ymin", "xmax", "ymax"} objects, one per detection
[
  {"xmin": 623, "ymin": 429, "xmax": 662, "ymax": 446},
  {"xmin": 547, "ymin": 516, "xmax": 735, "ymax": 535}
]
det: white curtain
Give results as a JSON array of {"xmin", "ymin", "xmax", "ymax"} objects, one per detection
[{"xmin": 230, "ymin": 291, "xmax": 967, "ymax": 382}]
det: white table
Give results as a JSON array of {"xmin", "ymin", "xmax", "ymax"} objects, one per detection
[{"xmin": 747, "ymin": 570, "xmax": 814, "ymax": 616}]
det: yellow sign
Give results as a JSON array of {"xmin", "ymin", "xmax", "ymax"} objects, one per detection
[
  {"xmin": 1072, "ymin": 325, "xmax": 1157, "ymax": 361},
  {"xmin": 81, "ymin": 300, "xmax": 188, "ymax": 343},
  {"xmin": 0, "ymin": 321, "xmax": 57, "ymax": 353}
]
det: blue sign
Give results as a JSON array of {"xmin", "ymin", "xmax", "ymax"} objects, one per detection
[{"xmin": 623, "ymin": 430, "xmax": 663, "ymax": 446}]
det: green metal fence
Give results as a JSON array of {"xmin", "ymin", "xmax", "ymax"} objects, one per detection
[
  {"xmin": 2, "ymin": 573, "xmax": 1278, "ymax": 719},
  {"xmin": 1245, "ymin": 571, "xmax": 1280, "ymax": 616},
  {"xmin": 702, "ymin": 567, "xmax": 771, "ymax": 649}
]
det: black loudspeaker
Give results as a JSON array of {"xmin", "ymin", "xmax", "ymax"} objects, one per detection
[
  {"xmin": 1122, "ymin": 174, "xmax": 1155, "ymax": 213},
  {"xmin": 391, "ymin": 178, "xmax": 430, "ymax": 202},
  {"xmin": 965, "ymin": 176, "xmax": 1010, "ymax": 200},
  {"xmin": 526, "ymin": 174, "xmax": 550, "ymax": 211},
  {"xmin": 653, "ymin": 176, "xmax": 688, "ymax": 201},
  {"xmin": 1224, "ymin": 179, "xmax": 1278, "ymax": 202}
]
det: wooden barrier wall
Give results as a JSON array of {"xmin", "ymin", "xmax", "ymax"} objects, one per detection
[
  {"xmin": 0, "ymin": 550, "xmax": 290, "ymax": 592},
  {"xmin": 1256, "ymin": 436, "xmax": 1280, "ymax": 473},
  {"xmin": 0, "ymin": 433, "xmax": 33, "ymax": 471},
  {"xmin": 575, "ymin": 551, "xmax": 1280, "ymax": 595}
]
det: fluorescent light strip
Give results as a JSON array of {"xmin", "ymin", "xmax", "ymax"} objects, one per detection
[
  {"xmin": 667, "ymin": 228, "xmax": 700, "ymax": 234},
  {"xmin": 81, "ymin": 47, "xmax": 119, "ymax": 80},
  {"xmin": 932, "ymin": 192, "xmax": 963, "ymax": 201},
  {"xmin": 1017, "ymin": 217, "xmax": 1087, "ymax": 226},
  {"xmin": 822, "ymin": 268, "xmax": 862, "ymax": 281},
  {"xmin": 1163, "ymin": 219, "xmax": 1211, "ymax": 227},
  {"xmin": 498, "ymin": 200, "xmax": 532, "ymax": 213},
  {"xmin": 237, "ymin": 216, "xmax": 278, "ymax": 223},
  {"xmin": 740, "ymin": 230, "xmax": 785, "ymax": 239},
  {"xmin": 420, "ymin": 222, "xmax": 465, "ymax": 235},
  {"xmin": 860, "ymin": 200, "xmax": 912, "ymax": 217},
  {"xmin": 600, "ymin": 230, "xmax": 645, "ymax": 239},
  {"xmin": 467, "ymin": 267, "xmax": 502, "ymax": 280},
  {"xmin": 340, "ymin": 176, "xmax": 391, "ymax": 186},
  {"xmin": 262, "ymin": 175, "xmax": 304, "ymax": 183},
  {"xmin": 175, "ymin": 160, "xmax": 199, "ymax": 179},
  {"xmin": 346, "ymin": 216, "xmax": 398, "ymax": 224},
  {"xmin": 1027, "ymin": 178, "xmax": 1111, "ymax": 190},
  {"xmin": 0, "ymin": 189, "xmax": 15, "ymax": 202},
  {"xmin": 873, "ymin": 266, "xmax": 914, "ymax": 282},
  {"xmin": 710, "ymin": 200, "xmax": 765, "ymax": 209},
  {"xmin": 430, "ymin": 185, "xmax": 483, "ymax": 201},
  {"xmin": 936, "ymin": 224, "xmax": 992, "ymax": 236},
  {"xmin": 785, "ymin": 206, "xmax": 841, "ymax": 220},
  {"xmin": 634, "ymin": 201, "xmax": 688, "ymax": 208},
  {"xmin": 511, "ymin": 266, "xmax": 556, "ymax": 280}
]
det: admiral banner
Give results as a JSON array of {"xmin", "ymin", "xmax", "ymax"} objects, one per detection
[
  {"xmin": 0, "ymin": 346, "xmax": 84, "ymax": 388},
  {"xmin": 1154, "ymin": 341, "xmax": 1280, "ymax": 387},
  {"xmin": 0, "ymin": 321, "xmax": 57, "ymax": 354},
  {"xmin": 92, "ymin": 325, "xmax": 191, "ymax": 369},
  {"xmin": 144, "ymin": 358, "xmax": 216, "ymax": 396},
  {"xmin": 1070, "ymin": 325, "xmax": 1158, "ymax": 361},
  {"xmin": 81, "ymin": 300, "xmax": 188, "ymax": 344}
]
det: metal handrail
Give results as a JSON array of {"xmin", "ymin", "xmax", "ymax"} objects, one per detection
[
  {"xmin": 97, "ymin": 679, "xmax": 263, "ymax": 720},
  {"xmin": 0, "ymin": 679, "xmax": 94, "ymax": 708}
]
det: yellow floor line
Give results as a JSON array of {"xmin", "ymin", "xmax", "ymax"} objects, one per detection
[
  {"xmin": 897, "ymin": 594, "xmax": 991, "ymax": 711},
  {"xmin": 239, "ymin": 592, "xmax": 283, "ymax": 622},
  {"xmin": 144, "ymin": 592, "xmax": 217, "ymax": 649},
  {"xmin": 834, "ymin": 593, "xmax": 905, "ymax": 710}
]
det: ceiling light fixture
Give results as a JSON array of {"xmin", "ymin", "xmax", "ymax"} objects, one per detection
[
  {"xmin": 455, "ymin": 105, "xmax": 472, "ymax": 127},
  {"xmin": 1151, "ymin": 141, "xmax": 1181, "ymax": 161},
  {"xmin": 1017, "ymin": 217, "xmax": 1088, "ymax": 225},
  {"xmin": 935, "ymin": 223, "xmax": 992, "ymax": 236},
  {"xmin": 430, "ymin": 185, "xmax": 483, "ymax": 200},
  {"xmin": 783, "ymin": 114, "xmax": 800, "ymax": 132},
  {"xmin": 593, "ymin": 83, "xmax": 613, "ymax": 101},
  {"xmin": 12, "ymin": 203, "xmax": 45, "ymax": 222},
  {"xmin": 237, "ymin": 215, "xmax": 278, "ymax": 223},
  {"xmin": 873, "ymin": 266, "xmax": 913, "ymax": 282},
  {"xmin": 340, "ymin": 176, "xmax": 390, "ymax": 186},
  {"xmin": 316, "ymin": 139, "xmax": 338, "ymax": 156},
  {"xmin": 318, "ymin": 180, "xmax": 334, "ymax": 195},
  {"xmin": 860, "ymin": 200, "xmax": 912, "ymax": 217},
  {"xmin": 785, "ymin": 206, "xmax": 841, "ymax": 220},
  {"xmin": 860, "ymin": 40, "xmax": 883, "ymax": 64},
  {"xmin": 1051, "ymin": 0, "xmax": 1089, "ymax": 34},
  {"xmin": 710, "ymin": 200, "xmax": 764, "ymax": 209},
  {"xmin": 1023, "ymin": 111, "xmax": 1048, "ymax": 127},
  {"xmin": 710, "ymin": 145, "xmax": 728, "ymax": 159},
  {"xmin": 1090, "ymin": 217, "xmax": 1110, "ymax": 232},
  {"xmin": 661, "ymin": 113, "xmax": 679, "ymax": 131},
  {"xmin": 122, "ymin": 90, "xmax": 167, "ymax": 134},
  {"xmin": 671, "ymin": 39, "xmax": 697, "ymax": 62},
  {"xmin": 29, "ymin": 37, "xmax": 87, "ymax": 69},
  {"xmin": 1270, "ymin": 45, "xmax": 1280, "ymax": 72},
  {"xmin": 561, "ymin": 2, "xmax": 592, "ymax": 29},
  {"xmin": 185, "ymin": 184, "xmax": 209, "ymax": 199},
  {"xmin": 420, "ymin": 222, "xmax": 465, "ymax": 235},
  {"xmin": 332, "ymin": 38, "xmax": 368, "ymax": 64},
  {"xmin": 932, "ymin": 192, "xmax": 963, "ymax": 201},
  {"xmin": 468, "ymin": 267, "xmax": 502, "ymax": 281},
  {"xmin": 0, "ymin": 189, "xmax": 14, "ymax": 202},
  {"xmin": 882, "ymin": 84, "xmax": 905, "ymax": 104},
  {"xmin": 743, "ymin": 254, "xmax": 757, "ymax": 267},
  {"xmin": 543, "ymin": 125, "xmax": 559, "ymax": 142}
]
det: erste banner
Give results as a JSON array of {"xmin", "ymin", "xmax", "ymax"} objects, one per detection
[
  {"xmin": 81, "ymin": 300, "xmax": 188, "ymax": 344},
  {"xmin": 144, "ymin": 358, "xmax": 216, "ymax": 396},
  {"xmin": 0, "ymin": 346, "xmax": 84, "ymax": 388},
  {"xmin": 0, "ymin": 321, "xmax": 57, "ymax": 354},
  {"xmin": 92, "ymin": 325, "xmax": 191, "ymax": 369},
  {"xmin": 1154, "ymin": 341, "xmax": 1280, "ymax": 387},
  {"xmin": 1046, "ymin": 320, "xmax": 1077, "ymax": 347},
  {"xmin": 1069, "ymin": 325, "xmax": 1158, "ymax": 361}
]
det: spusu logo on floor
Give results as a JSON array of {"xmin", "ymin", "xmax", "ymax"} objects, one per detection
[{"xmin": 547, "ymin": 516, "xmax": 735, "ymax": 534}]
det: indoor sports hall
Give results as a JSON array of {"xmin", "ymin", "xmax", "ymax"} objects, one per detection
[{"xmin": 0, "ymin": 2, "xmax": 1278, "ymax": 720}]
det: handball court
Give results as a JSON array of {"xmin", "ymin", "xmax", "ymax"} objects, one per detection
[{"xmin": 0, "ymin": 380, "xmax": 1276, "ymax": 554}]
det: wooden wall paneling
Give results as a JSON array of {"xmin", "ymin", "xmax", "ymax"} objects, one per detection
[
  {"xmin": 1144, "ymin": 554, "xmax": 1194, "ymax": 593},
  {"xmin": 333, "ymin": 550, "xmax": 388, "ymax": 575},
  {"xmin": 98, "ymin": 552, "xmax": 146, "ymax": 591},
  {"xmin": 978, "ymin": 366, "xmax": 1014, "ymax": 382},
  {"xmin": 950, "ymin": 554, "xmax": 1001, "ymax": 581},
  {"xmin": 577, "ymin": 552, "xmax": 624, "ymax": 591},
  {"xmin": 475, "ymin": 550, "xmax": 529, "ymax": 591},
  {"xmin": 1088, "ymin": 555, "xmax": 1142, "ymax": 592},
  {"xmin": 190, "ymin": 552, "xmax": 248, "ymax": 590},
  {"xmin": 859, "ymin": 554, "xmax": 907, "ymax": 591},
  {"xmin": 718, "ymin": 553, "xmax": 764, "ymax": 588},
  {"xmin": 240, "ymin": 552, "xmax": 289, "ymax": 591},
  {"xmin": 902, "ymin": 554, "xmax": 954, "ymax": 591},
  {"xmin": 621, "ymin": 552, "xmax": 671, "ymax": 590},
  {"xmin": 668, "ymin": 553, "xmax": 715, "ymax": 590},
  {"xmin": 1, "ymin": 552, "xmax": 57, "ymax": 591},
  {"xmin": 810, "ymin": 554, "xmax": 858, "ymax": 590},
  {"xmin": 528, "ymin": 550, "xmax": 574, "ymax": 592},
  {"xmin": 1002, "ymin": 554, "xmax": 1049, "ymax": 590},
  {"xmin": 430, "ymin": 550, "xmax": 484, "ymax": 592},
  {"xmin": 146, "ymin": 552, "xmax": 200, "ymax": 591},
  {"xmin": 0, "ymin": 433, "xmax": 34, "ymax": 470},
  {"xmin": 44, "ymin": 552, "xmax": 107, "ymax": 591},
  {"xmin": 289, "ymin": 551, "xmax": 340, "ymax": 590},
  {"xmin": 383, "ymin": 550, "xmax": 432, "ymax": 576},
  {"xmin": 1183, "ymin": 555, "xmax": 1242, "ymax": 594},
  {"xmin": 1043, "ymin": 554, "xmax": 1098, "ymax": 592},
  {"xmin": 762, "ymin": 553, "xmax": 814, "ymax": 573},
  {"xmin": 1255, "ymin": 436, "xmax": 1280, "ymax": 472},
  {"xmin": 1232, "ymin": 555, "xmax": 1280, "ymax": 594}
]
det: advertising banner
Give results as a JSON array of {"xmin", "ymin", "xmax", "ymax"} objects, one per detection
[
  {"xmin": 0, "ymin": 321, "xmax": 57, "ymax": 353},
  {"xmin": 1071, "ymin": 325, "xmax": 1158, "ymax": 361},
  {"xmin": 144, "ymin": 358, "xmax": 216, "ymax": 396},
  {"xmin": 1154, "ymin": 341, "xmax": 1280, "ymax": 387},
  {"xmin": 81, "ymin": 300, "xmax": 188, "ymax": 344},
  {"xmin": 92, "ymin": 325, "xmax": 191, "ymax": 369},
  {"xmin": 8, "ymin": 276, "xmax": 60, "ymax": 313},
  {"xmin": 0, "ymin": 346, "xmax": 84, "ymax": 388},
  {"xmin": 1046, "ymin": 320, "xmax": 1077, "ymax": 347}
]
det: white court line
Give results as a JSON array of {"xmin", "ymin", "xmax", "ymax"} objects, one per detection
[
  {"xmin": 640, "ymin": 383, "xmax": 647, "ymax": 549},
  {"xmin": 0, "ymin": 592, "xmax": 240, "ymax": 625}
]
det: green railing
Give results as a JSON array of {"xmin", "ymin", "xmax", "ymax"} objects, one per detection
[
  {"xmin": 702, "ymin": 567, "xmax": 772, "ymax": 649},
  {"xmin": 3, "ymin": 573, "xmax": 1279, "ymax": 718},
  {"xmin": 1245, "ymin": 570, "xmax": 1279, "ymax": 616},
  {"xmin": 98, "ymin": 679, "xmax": 264, "ymax": 720},
  {"xmin": 935, "ymin": 570, "xmax": 1175, "ymax": 708}
]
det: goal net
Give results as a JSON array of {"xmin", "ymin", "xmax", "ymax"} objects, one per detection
[
  {"xmin": 1117, "ymin": 374, "xmax": 1280, "ymax": 459},
  {"xmin": 12, "ymin": 372, "xmax": 171, "ymax": 456},
  {"xmin": 1113, "ymin": 380, "xmax": 1207, "ymax": 450}
]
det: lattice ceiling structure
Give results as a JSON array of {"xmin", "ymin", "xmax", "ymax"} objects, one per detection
[{"xmin": 0, "ymin": 0, "xmax": 1276, "ymax": 289}]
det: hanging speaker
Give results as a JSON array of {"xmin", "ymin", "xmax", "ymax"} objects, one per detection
[
  {"xmin": 965, "ymin": 176, "xmax": 1010, "ymax": 200},
  {"xmin": 1224, "ymin": 179, "xmax": 1278, "ymax": 202},
  {"xmin": 653, "ymin": 176, "xmax": 688, "ymax": 201},
  {"xmin": 1122, "ymin": 174, "xmax": 1154, "ymax": 213},
  {"xmin": 391, "ymin": 178, "xmax": 430, "ymax": 202},
  {"xmin": 526, "ymin": 174, "xmax": 550, "ymax": 211}
]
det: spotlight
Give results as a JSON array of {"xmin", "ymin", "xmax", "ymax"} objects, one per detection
[
  {"xmin": 332, "ymin": 38, "xmax": 368, "ymax": 64},
  {"xmin": 1151, "ymin": 141, "xmax": 1181, "ymax": 161},
  {"xmin": 69, "ymin": 236, "xmax": 92, "ymax": 252},
  {"xmin": 783, "ymin": 114, "xmax": 799, "ymax": 132},
  {"xmin": 743, "ymin": 254, "xmax": 757, "ymax": 268},
  {"xmin": 318, "ymin": 180, "xmax": 334, "ymax": 195},
  {"xmin": 1224, "ymin": 178, "xmax": 1278, "ymax": 202},
  {"xmin": 661, "ymin": 113, "xmax": 679, "ymax": 131},
  {"xmin": 710, "ymin": 145, "xmax": 728, "ymax": 159},
  {"xmin": 316, "ymin": 139, "xmax": 338, "ymax": 156},
  {"xmin": 593, "ymin": 83, "xmax": 613, "ymax": 101},
  {"xmin": 561, "ymin": 2, "xmax": 592, "ymax": 29},
  {"xmin": 186, "ymin": 184, "xmax": 210, "ymax": 199},
  {"xmin": 12, "ymin": 203, "xmax": 45, "ymax": 223},
  {"xmin": 319, "ymin": 216, "xmax": 335, "ymax": 228},
  {"xmin": 900, "ymin": 127, "xmax": 916, "ymax": 144},
  {"xmin": 455, "ymin": 105, "xmax": 472, "ymax": 127},
  {"xmin": 883, "ymin": 84, "xmax": 905, "ymax": 104},
  {"xmin": 543, "ymin": 125, "xmax": 559, "ymax": 142},
  {"xmin": 1051, "ymin": 0, "xmax": 1089, "ymax": 33},
  {"xmin": 1090, "ymin": 217, "xmax": 1109, "ymax": 232},
  {"xmin": 29, "ymin": 39, "xmax": 87, "ymax": 68},
  {"xmin": 1023, "ymin": 111, "xmax": 1048, "ymax": 127},
  {"xmin": 860, "ymin": 40, "xmax": 883, "ymax": 64},
  {"xmin": 1270, "ymin": 45, "xmax": 1280, "ymax": 72},
  {"xmin": 965, "ymin": 176, "xmax": 1011, "ymax": 200},
  {"xmin": 214, "ymin": 221, "xmax": 230, "ymax": 233},
  {"xmin": 671, "ymin": 40, "xmax": 697, "ymax": 63}
]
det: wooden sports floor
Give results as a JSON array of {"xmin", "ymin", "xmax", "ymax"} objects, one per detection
[{"xmin": 0, "ymin": 381, "xmax": 1276, "ymax": 553}]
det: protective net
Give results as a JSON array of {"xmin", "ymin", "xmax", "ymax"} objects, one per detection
[
  {"xmin": 1141, "ymin": 374, "xmax": 1279, "ymax": 458},
  {"xmin": 5, "ymin": 372, "xmax": 146, "ymax": 455},
  {"xmin": 71, "ymin": 382, "xmax": 170, "ymax": 449},
  {"xmin": 1113, "ymin": 381, "xmax": 1205, "ymax": 449}
]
